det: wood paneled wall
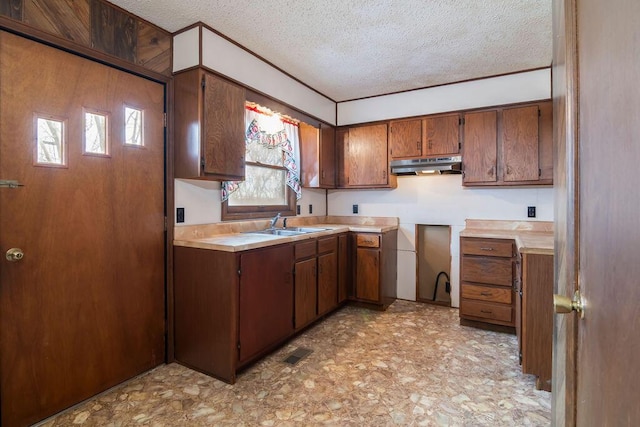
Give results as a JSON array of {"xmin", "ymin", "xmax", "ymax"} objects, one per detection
[{"xmin": 0, "ymin": 0, "xmax": 171, "ymax": 76}]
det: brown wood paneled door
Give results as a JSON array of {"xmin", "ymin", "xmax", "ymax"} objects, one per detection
[
  {"xmin": 502, "ymin": 105, "xmax": 540, "ymax": 182},
  {"xmin": 389, "ymin": 119, "xmax": 422, "ymax": 158},
  {"xmin": 0, "ymin": 32, "xmax": 165, "ymax": 427},
  {"xmin": 424, "ymin": 114, "xmax": 460, "ymax": 156},
  {"xmin": 462, "ymin": 110, "xmax": 497, "ymax": 183}
]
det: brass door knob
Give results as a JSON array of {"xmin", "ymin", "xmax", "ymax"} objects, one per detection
[
  {"xmin": 553, "ymin": 290, "xmax": 585, "ymax": 318},
  {"xmin": 6, "ymin": 248, "xmax": 24, "ymax": 262}
]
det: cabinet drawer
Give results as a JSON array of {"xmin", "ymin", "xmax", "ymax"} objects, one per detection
[
  {"xmin": 317, "ymin": 235, "xmax": 337, "ymax": 254},
  {"xmin": 295, "ymin": 240, "xmax": 317, "ymax": 260},
  {"xmin": 461, "ymin": 238, "xmax": 514, "ymax": 257},
  {"xmin": 461, "ymin": 256, "xmax": 513, "ymax": 287},
  {"xmin": 461, "ymin": 283, "xmax": 512, "ymax": 304},
  {"xmin": 460, "ymin": 299, "xmax": 513, "ymax": 323},
  {"xmin": 356, "ymin": 234, "xmax": 380, "ymax": 248}
]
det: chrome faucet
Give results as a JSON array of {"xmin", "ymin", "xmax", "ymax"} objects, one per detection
[{"xmin": 270, "ymin": 212, "xmax": 281, "ymax": 229}]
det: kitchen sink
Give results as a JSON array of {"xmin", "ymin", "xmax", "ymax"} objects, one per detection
[{"xmin": 244, "ymin": 227, "xmax": 328, "ymax": 236}]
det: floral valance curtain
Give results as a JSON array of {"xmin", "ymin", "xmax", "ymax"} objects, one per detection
[{"xmin": 222, "ymin": 105, "xmax": 301, "ymax": 202}]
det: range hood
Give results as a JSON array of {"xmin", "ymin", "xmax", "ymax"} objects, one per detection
[{"xmin": 390, "ymin": 156, "xmax": 462, "ymax": 175}]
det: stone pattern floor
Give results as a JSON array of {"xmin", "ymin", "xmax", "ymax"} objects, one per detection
[{"xmin": 41, "ymin": 301, "xmax": 551, "ymax": 426}]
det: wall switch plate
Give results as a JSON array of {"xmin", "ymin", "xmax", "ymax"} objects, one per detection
[
  {"xmin": 353, "ymin": 204, "xmax": 359, "ymax": 214},
  {"xmin": 176, "ymin": 207, "xmax": 185, "ymax": 223},
  {"xmin": 308, "ymin": 204, "xmax": 312, "ymax": 214},
  {"xmin": 527, "ymin": 206, "xmax": 536, "ymax": 218},
  {"xmin": 296, "ymin": 205, "xmax": 301, "ymax": 215}
]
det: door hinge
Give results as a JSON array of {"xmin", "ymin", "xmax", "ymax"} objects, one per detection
[
  {"xmin": 163, "ymin": 113, "xmax": 167, "ymax": 128},
  {"xmin": 237, "ymin": 341, "xmax": 241, "ymax": 351},
  {"xmin": 237, "ymin": 268, "xmax": 241, "ymax": 276},
  {"xmin": 201, "ymin": 157, "xmax": 206, "ymax": 170},
  {"xmin": 201, "ymin": 76, "xmax": 206, "ymax": 90},
  {"xmin": 538, "ymin": 109, "xmax": 542, "ymax": 117},
  {"xmin": 460, "ymin": 117, "xmax": 465, "ymax": 126},
  {"xmin": 539, "ymin": 168, "xmax": 542, "ymax": 177},
  {"xmin": 458, "ymin": 142, "xmax": 462, "ymax": 150},
  {"xmin": 164, "ymin": 216, "xmax": 167, "ymax": 231}
]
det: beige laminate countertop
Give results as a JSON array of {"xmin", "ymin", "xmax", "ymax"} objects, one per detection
[
  {"xmin": 173, "ymin": 216, "xmax": 399, "ymax": 252},
  {"xmin": 460, "ymin": 219, "xmax": 554, "ymax": 256}
]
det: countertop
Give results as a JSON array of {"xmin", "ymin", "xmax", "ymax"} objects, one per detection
[
  {"xmin": 460, "ymin": 219, "xmax": 554, "ymax": 256},
  {"xmin": 174, "ymin": 216, "xmax": 399, "ymax": 252}
]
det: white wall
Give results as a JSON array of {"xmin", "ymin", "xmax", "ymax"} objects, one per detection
[
  {"xmin": 337, "ymin": 68, "xmax": 550, "ymax": 125},
  {"xmin": 174, "ymin": 179, "xmax": 327, "ymax": 225},
  {"xmin": 327, "ymin": 175, "xmax": 554, "ymax": 306}
]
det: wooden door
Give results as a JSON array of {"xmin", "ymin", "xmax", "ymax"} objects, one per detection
[
  {"xmin": 425, "ymin": 114, "xmax": 460, "ymax": 156},
  {"xmin": 238, "ymin": 245, "xmax": 293, "ymax": 364},
  {"xmin": 356, "ymin": 248, "xmax": 380, "ymax": 302},
  {"xmin": 554, "ymin": 0, "xmax": 640, "ymax": 424},
  {"xmin": 346, "ymin": 124, "xmax": 388, "ymax": 186},
  {"xmin": 300, "ymin": 122, "xmax": 320, "ymax": 187},
  {"xmin": 317, "ymin": 252, "xmax": 337, "ymax": 315},
  {"xmin": 0, "ymin": 32, "xmax": 165, "ymax": 426},
  {"xmin": 502, "ymin": 105, "xmax": 540, "ymax": 182},
  {"xmin": 389, "ymin": 119, "xmax": 422, "ymax": 158},
  {"xmin": 294, "ymin": 258, "xmax": 317, "ymax": 329},
  {"xmin": 462, "ymin": 110, "xmax": 497, "ymax": 183}
]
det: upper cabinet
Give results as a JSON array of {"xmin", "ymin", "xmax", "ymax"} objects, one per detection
[
  {"xmin": 174, "ymin": 68, "xmax": 246, "ymax": 181},
  {"xmin": 337, "ymin": 123, "xmax": 396, "ymax": 188},
  {"xmin": 300, "ymin": 122, "xmax": 336, "ymax": 188},
  {"xmin": 462, "ymin": 101, "xmax": 553, "ymax": 186},
  {"xmin": 389, "ymin": 113, "xmax": 460, "ymax": 160}
]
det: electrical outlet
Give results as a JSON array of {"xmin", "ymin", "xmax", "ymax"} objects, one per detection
[
  {"xmin": 527, "ymin": 206, "xmax": 536, "ymax": 218},
  {"xmin": 353, "ymin": 204, "xmax": 359, "ymax": 214},
  {"xmin": 308, "ymin": 204, "xmax": 313, "ymax": 214},
  {"xmin": 296, "ymin": 205, "xmax": 301, "ymax": 215},
  {"xmin": 176, "ymin": 207, "xmax": 185, "ymax": 223}
]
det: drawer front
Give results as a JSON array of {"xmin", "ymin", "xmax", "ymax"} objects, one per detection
[
  {"xmin": 461, "ymin": 238, "xmax": 514, "ymax": 257},
  {"xmin": 462, "ymin": 256, "xmax": 513, "ymax": 287},
  {"xmin": 356, "ymin": 234, "xmax": 380, "ymax": 248},
  {"xmin": 295, "ymin": 239, "xmax": 317, "ymax": 260},
  {"xmin": 317, "ymin": 235, "xmax": 337, "ymax": 254},
  {"xmin": 460, "ymin": 299, "xmax": 513, "ymax": 323},
  {"xmin": 461, "ymin": 283, "xmax": 512, "ymax": 304}
]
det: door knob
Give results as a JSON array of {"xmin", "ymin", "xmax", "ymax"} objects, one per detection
[
  {"xmin": 6, "ymin": 248, "xmax": 24, "ymax": 262},
  {"xmin": 553, "ymin": 290, "xmax": 584, "ymax": 318}
]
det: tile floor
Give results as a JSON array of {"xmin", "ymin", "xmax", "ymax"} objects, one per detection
[{"xmin": 42, "ymin": 301, "xmax": 551, "ymax": 426}]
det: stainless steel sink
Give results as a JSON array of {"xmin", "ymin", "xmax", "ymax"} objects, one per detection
[
  {"xmin": 288, "ymin": 227, "xmax": 328, "ymax": 233},
  {"xmin": 244, "ymin": 227, "xmax": 328, "ymax": 236}
]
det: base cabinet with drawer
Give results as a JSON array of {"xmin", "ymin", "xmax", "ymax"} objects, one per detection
[
  {"xmin": 352, "ymin": 230, "xmax": 398, "ymax": 309},
  {"xmin": 459, "ymin": 237, "xmax": 516, "ymax": 330}
]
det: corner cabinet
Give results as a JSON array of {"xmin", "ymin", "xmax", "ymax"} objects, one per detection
[
  {"xmin": 462, "ymin": 101, "xmax": 552, "ymax": 186},
  {"xmin": 459, "ymin": 237, "xmax": 516, "ymax": 330},
  {"xmin": 336, "ymin": 124, "xmax": 396, "ymax": 188},
  {"xmin": 174, "ymin": 68, "xmax": 246, "ymax": 181},
  {"xmin": 352, "ymin": 230, "xmax": 398, "ymax": 309},
  {"xmin": 389, "ymin": 113, "xmax": 460, "ymax": 160}
]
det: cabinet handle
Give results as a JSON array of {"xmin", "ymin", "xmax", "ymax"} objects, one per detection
[
  {"xmin": 480, "ymin": 310, "xmax": 492, "ymax": 314},
  {"xmin": 322, "ymin": 170, "xmax": 325, "ymax": 179},
  {"xmin": 488, "ymin": 166, "xmax": 495, "ymax": 177},
  {"xmin": 382, "ymin": 170, "xmax": 386, "ymax": 179},
  {"xmin": 480, "ymin": 247, "xmax": 494, "ymax": 251},
  {"xmin": 506, "ymin": 165, "xmax": 511, "ymax": 175},
  {"xmin": 416, "ymin": 141, "xmax": 420, "ymax": 150},
  {"xmin": 480, "ymin": 292, "xmax": 491, "ymax": 296},
  {"xmin": 428, "ymin": 140, "xmax": 433, "ymax": 149}
]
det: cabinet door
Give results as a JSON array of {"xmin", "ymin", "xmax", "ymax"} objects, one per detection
[
  {"xmin": 203, "ymin": 73, "xmax": 245, "ymax": 180},
  {"xmin": 318, "ymin": 252, "xmax": 338, "ymax": 315},
  {"xmin": 336, "ymin": 128, "xmax": 348, "ymax": 187},
  {"xmin": 320, "ymin": 123, "xmax": 336, "ymax": 187},
  {"xmin": 300, "ymin": 123, "xmax": 320, "ymax": 187},
  {"xmin": 462, "ymin": 110, "xmax": 497, "ymax": 183},
  {"xmin": 294, "ymin": 258, "xmax": 317, "ymax": 329},
  {"xmin": 356, "ymin": 247, "xmax": 380, "ymax": 302},
  {"xmin": 346, "ymin": 124, "xmax": 389, "ymax": 186},
  {"xmin": 389, "ymin": 119, "xmax": 422, "ymax": 159},
  {"xmin": 503, "ymin": 105, "xmax": 540, "ymax": 182},
  {"xmin": 425, "ymin": 114, "xmax": 460, "ymax": 156},
  {"xmin": 238, "ymin": 245, "xmax": 293, "ymax": 364}
]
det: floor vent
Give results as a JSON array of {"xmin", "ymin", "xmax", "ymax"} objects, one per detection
[{"xmin": 283, "ymin": 347, "xmax": 313, "ymax": 365}]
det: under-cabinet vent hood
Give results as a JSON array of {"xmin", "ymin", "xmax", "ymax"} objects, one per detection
[{"xmin": 390, "ymin": 156, "xmax": 462, "ymax": 175}]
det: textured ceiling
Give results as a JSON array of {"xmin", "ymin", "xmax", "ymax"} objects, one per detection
[{"xmin": 110, "ymin": 0, "xmax": 552, "ymax": 102}]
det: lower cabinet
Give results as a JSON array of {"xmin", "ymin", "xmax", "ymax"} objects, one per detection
[
  {"xmin": 174, "ymin": 243, "xmax": 293, "ymax": 384},
  {"xmin": 317, "ymin": 236, "xmax": 338, "ymax": 315},
  {"xmin": 518, "ymin": 252, "xmax": 554, "ymax": 391},
  {"xmin": 294, "ymin": 240, "xmax": 318, "ymax": 330},
  {"xmin": 459, "ymin": 237, "xmax": 516, "ymax": 329},
  {"xmin": 352, "ymin": 230, "xmax": 398, "ymax": 309}
]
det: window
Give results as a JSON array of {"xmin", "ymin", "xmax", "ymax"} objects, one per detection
[
  {"xmin": 221, "ymin": 104, "xmax": 301, "ymax": 221},
  {"xmin": 84, "ymin": 110, "xmax": 109, "ymax": 156},
  {"xmin": 124, "ymin": 106, "xmax": 143, "ymax": 146},
  {"xmin": 35, "ymin": 115, "xmax": 66, "ymax": 167}
]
